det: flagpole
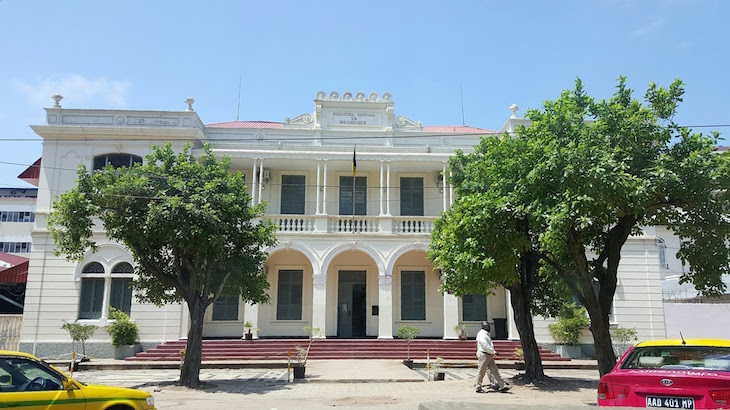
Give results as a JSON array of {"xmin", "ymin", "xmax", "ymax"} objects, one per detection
[{"xmin": 352, "ymin": 145, "xmax": 356, "ymax": 233}]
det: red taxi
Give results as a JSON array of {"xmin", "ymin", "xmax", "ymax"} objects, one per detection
[{"xmin": 597, "ymin": 339, "xmax": 730, "ymax": 409}]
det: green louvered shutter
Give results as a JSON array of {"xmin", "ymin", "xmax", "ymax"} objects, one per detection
[
  {"xmin": 400, "ymin": 177, "xmax": 424, "ymax": 216},
  {"xmin": 401, "ymin": 271, "xmax": 426, "ymax": 320},
  {"xmin": 280, "ymin": 175, "xmax": 306, "ymax": 214}
]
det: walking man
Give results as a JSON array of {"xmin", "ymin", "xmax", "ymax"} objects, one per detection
[{"xmin": 475, "ymin": 320, "xmax": 511, "ymax": 393}]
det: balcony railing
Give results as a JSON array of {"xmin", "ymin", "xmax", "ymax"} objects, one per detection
[{"xmin": 262, "ymin": 215, "xmax": 436, "ymax": 235}]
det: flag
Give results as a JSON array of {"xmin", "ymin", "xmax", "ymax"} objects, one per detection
[{"xmin": 352, "ymin": 145, "xmax": 357, "ymax": 176}]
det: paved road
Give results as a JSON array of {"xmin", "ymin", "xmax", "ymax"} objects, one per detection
[{"xmin": 73, "ymin": 366, "xmax": 601, "ymax": 409}]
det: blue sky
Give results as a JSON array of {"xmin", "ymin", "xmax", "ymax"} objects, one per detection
[{"xmin": 1, "ymin": 0, "xmax": 728, "ymax": 187}]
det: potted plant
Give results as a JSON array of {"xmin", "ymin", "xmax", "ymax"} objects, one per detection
[
  {"xmin": 548, "ymin": 303, "xmax": 590, "ymax": 359},
  {"xmin": 513, "ymin": 347, "xmax": 526, "ymax": 370},
  {"xmin": 243, "ymin": 321, "xmax": 259, "ymax": 341},
  {"xmin": 611, "ymin": 326, "xmax": 638, "ymax": 359},
  {"xmin": 293, "ymin": 324, "xmax": 323, "ymax": 379},
  {"xmin": 106, "ymin": 307, "xmax": 140, "ymax": 360},
  {"xmin": 453, "ymin": 324, "xmax": 468, "ymax": 340},
  {"xmin": 431, "ymin": 357, "xmax": 445, "ymax": 381},
  {"xmin": 397, "ymin": 325, "xmax": 420, "ymax": 369}
]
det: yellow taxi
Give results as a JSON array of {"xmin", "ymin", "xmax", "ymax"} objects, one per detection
[{"xmin": 0, "ymin": 350, "xmax": 155, "ymax": 409}]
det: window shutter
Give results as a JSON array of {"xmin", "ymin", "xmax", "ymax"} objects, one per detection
[
  {"xmin": 339, "ymin": 176, "xmax": 366, "ymax": 215},
  {"xmin": 400, "ymin": 177, "xmax": 424, "ymax": 216},
  {"xmin": 277, "ymin": 270, "xmax": 303, "ymax": 320},
  {"xmin": 462, "ymin": 294, "xmax": 487, "ymax": 322},
  {"xmin": 213, "ymin": 295, "xmax": 239, "ymax": 321},
  {"xmin": 401, "ymin": 271, "xmax": 425, "ymax": 320},
  {"xmin": 281, "ymin": 175, "xmax": 306, "ymax": 214},
  {"xmin": 78, "ymin": 278, "xmax": 104, "ymax": 319},
  {"xmin": 110, "ymin": 278, "xmax": 133, "ymax": 315}
]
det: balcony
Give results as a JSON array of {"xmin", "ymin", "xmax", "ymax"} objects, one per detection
[{"xmin": 262, "ymin": 215, "xmax": 436, "ymax": 235}]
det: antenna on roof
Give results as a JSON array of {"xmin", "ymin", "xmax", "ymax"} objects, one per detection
[
  {"xmin": 460, "ymin": 83, "xmax": 465, "ymax": 126},
  {"xmin": 236, "ymin": 76, "xmax": 242, "ymax": 121},
  {"xmin": 680, "ymin": 332, "xmax": 686, "ymax": 345}
]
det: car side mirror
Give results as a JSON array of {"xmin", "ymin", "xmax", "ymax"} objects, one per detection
[
  {"xmin": 0, "ymin": 374, "xmax": 11, "ymax": 384},
  {"xmin": 63, "ymin": 378, "xmax": 78, "ymax": 391}
]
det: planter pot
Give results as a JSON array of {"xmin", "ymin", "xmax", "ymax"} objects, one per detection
[
  {"xmin": 514, "ymin": 362, "xmax": 526, "ymax": 370},
  {"xmin": 244, "ymin": 332, "xmax": 253, "ymax": 341},
  {"xmin": 557, "ymin": 345, "xmax": 582, "ymax": 359},
  {"xmin": 403, "ymin": 359, "xmax": 414, "ymax": 369},
  {"xmin": 435, "ymin": 372, "xmax": 445, "ymax": 381},
  {"xmin": 293, "ymin": 365, "xmax": 306, "ymax": 379},
  {"xmin": 114, "ymin": 344, "xmax": 141, "ymax": 360}
]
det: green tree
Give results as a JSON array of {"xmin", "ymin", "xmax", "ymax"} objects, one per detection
[
  {"xmin": 49, "ymin": 143, "xmax": 277, "ymax": 387},
  {"xmin": 514, "ymin": 77, "xmax": 729, "ymax": 375},
  {"xmin": 429, "ymin": 144, "xmax": 569, "ymax": 382}
]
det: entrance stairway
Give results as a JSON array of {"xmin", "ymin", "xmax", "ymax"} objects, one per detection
[{"xmin": 127, "ymin": 339, "xmax": 569, "ymax": 361}]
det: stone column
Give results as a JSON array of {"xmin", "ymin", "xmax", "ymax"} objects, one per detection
[
  {"xmin": 506, "ymin": 288, "xmax": 516, "ymax": 340},
  {"xmin": 386, "ymin": 161, "xmax": 392, "ymax": 216},
  {"xmin": 378, "ymin": 274, "xmax": 393, "ymax": 339},
  {"xmin": 243, "ymin": 302, "xmax": 259, "ymax": 339},
  {"xmin": 179, "ymin": 301, "xmax": 190, "ymax": 340},
  {"xmin": 442, "ymin": 161, "xmax": 448, "ymax": 212},
  {"xmin": 251, "ymin": 159, "xmax": 258, "ymax": 205},
  {"xmin": 443, "ymin": 292, "xmax": 459, "ymax": 339},
  {"xmin": 315, "ymin": 160, "xmax": 322, "ymax": 215},
  {"xmin": 449, "ymin": 169, "xmax": 453, "ymax": 206},
  {"xmin": 312, "ymin": 273, "xmax": 327, "ymax": 337},
  {"xmin": 322, "ymin": 160, "xmax": 328, "ymax": 215},
  {"xmin": 258, "ymin": 159, "xmax": 264, "ymax": 205},
  {"xmin": 379, "ymin": 160, "xmax": 385, "ymax": 216}
]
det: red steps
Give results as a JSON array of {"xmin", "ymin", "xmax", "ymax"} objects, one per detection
[{"xmin": 127, "ymin": 339, "xmax": 569, "ymax": 362}]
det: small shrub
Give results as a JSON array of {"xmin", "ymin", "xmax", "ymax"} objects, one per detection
[
  {"xmin": 611, "ymin": 326, "xmax": 638, "ymax": 357},
  {"xmin": 548, "ymin": 303, "xmax": 590, "ymax": 346},
  {"xmin": 397, "ymin": 326, "xmax": 421, "ymax": 360},
  {"xmin": 106, "ymin": 307, "xmax": 139, "ymax": 348},
  {"xmin": 61, "ymin": 321, "xmax": 96, "ymax": 355},
  {"xmin": 513, "ymin": 347, "xmax": 524, "ymax": 360},
  {"xmin": 295, "ymin": 324, "xmax": 323, "ymax": 366}
]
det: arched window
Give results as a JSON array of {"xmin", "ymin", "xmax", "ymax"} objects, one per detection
[
  {"xmin": 78, "ymin": 261, "xmax": 135, "ymax": 320},
  {"xmin": 93, "ymin": 154, "xmax": 142, "ymax": 171},
  {"xmin": 110, "ymin": 263, "xmax": 134, "ymax": 315},
  {"xmin": 658, "ymin": 238, "xmax": 668, "ymax": 269},
  {"xmin": 79, "ymin": 263, "xmax": 105, "ymax": 319}
]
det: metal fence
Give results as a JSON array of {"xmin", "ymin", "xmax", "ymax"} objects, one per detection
[
  {"xmin": 0, "ymin": 314, "xmax": 23, "ymax": 351},
  {"xmin": 663, "ymin": 290, "xmax": 730, "ymax": 304}
]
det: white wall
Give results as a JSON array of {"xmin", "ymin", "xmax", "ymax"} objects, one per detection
[{"xmin": 664, "ymin": 303, "xmax": 730, "ymax": 339}]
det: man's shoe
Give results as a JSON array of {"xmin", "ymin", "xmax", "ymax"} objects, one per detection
[
  {"xmin": 476, "ymin": 387, "xmax": 486, "ymax": 393},
  {"xmin": 500, "ymin": 384, "xmax": 512, "ymax": 392},
  {"xmin": 490, "ymin": 384, "xmax": 500, "ymax": 391}
]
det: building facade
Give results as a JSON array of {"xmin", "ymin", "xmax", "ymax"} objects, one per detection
[{"xmin": 19, "ymin": 92, "xmax": 669, "ymax": 357}]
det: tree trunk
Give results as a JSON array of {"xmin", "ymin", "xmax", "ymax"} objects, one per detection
[
  {"xmin": 586, "ymin": 302, "xmax": 616, "ymax": 376},
  {"xmin": 179, "ymin": 297, "xmax": 206, "ymax": 387},
  {"xmin": 508, "ymin": 283, "xmax": 545, "ymax": 382}
]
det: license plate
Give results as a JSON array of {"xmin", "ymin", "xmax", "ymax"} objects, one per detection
[{"xmin": 646, "ymin": 396, "xmax": 694, "ymax": 409}]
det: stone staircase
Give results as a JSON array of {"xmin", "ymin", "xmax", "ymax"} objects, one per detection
[{"xmin": 127, "ymin": 339, "xmax": 569, "ymax": 362}]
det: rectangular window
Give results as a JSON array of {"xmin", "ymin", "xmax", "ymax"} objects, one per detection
[
  {"xmin": 401, "ymin": 270, "xmax": 426, "ymax": 320},
  {"xmin": 110, "ymin": 278, "xmax": 133, "ymax": 315},
  {"xmin": 78, "ymin": 278, "xmax": 105, "ymax": 319},
  {"xmin": 400, "ymin": 177, "xmax": 424, "ymax": 216},
  {"xmin": 276, "ymin": 270, "xmax": 303, "ymax": 320},
  {"xmin": 462, "ymin": 294, "xmax": 487, "ymax": 322},
  {"xmin": 339, "ymin": 176, "xmax": 367, "ymax": 215},
  {"xmin": 280, "ymin": 175, "xmax": 306, "ymax": 215},
  {"xmin": 212, "ymin": 295, "xmax": 239, "ymax": 321}
]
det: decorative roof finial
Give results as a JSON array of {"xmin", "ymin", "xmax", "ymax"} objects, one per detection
[
  {"xmin": 52, "ymin": 93, "xmax": 63, "ymax": 108},
  {"xmin": 509, "ymin": 104, "xmax": 519, "ymax": 119},
  {"xmin": 185, "ymin": 97, "xmax": 195, "ymax": 112}
]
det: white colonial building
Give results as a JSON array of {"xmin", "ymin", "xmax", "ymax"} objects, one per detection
[{"xmin": 19, "ymin": 92, "xmax": 670, "ymax": 357}]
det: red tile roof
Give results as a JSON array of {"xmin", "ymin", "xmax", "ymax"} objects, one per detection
[
  {"xmin": 205, "ymin": 121, "xmax": 495, "ymax": 133},
  {"xmin": 206, "ymin": 121, "xmax": 284, "ymax": 129},
  {"xmin": 18, "ymin": 158, "xmax": 41, "ymax": 187},
  {"xmin": 423, "ymin": 125, "xmax": 496, "ymax": 133}
]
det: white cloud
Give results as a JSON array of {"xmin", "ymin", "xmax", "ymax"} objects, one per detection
[
  {"xmin": 14, "ymin": 75, "xmax": 131, "ymax": 108},
  {"xmin": 631, "ymin": 18, "xmax": 665, "ymax": 38}
]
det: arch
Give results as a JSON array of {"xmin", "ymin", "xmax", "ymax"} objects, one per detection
[
  {"xmin": 267, "ymin": 241, "xmax": 321, "ymax": 274},
  {"xmin": 385, "ymin": 242, "xmax": 429, "ymax": 275},
  {"xmin": 82, "ymin": 262, "xmax": 105, "ymax": 274},
  {"xmin": 74, "ymin": 244, "xmax": 134, "ymax": 280},
  {"xmin": 320, "ymin": 242, "xmax": 385, "ymax": 276},
  {"xmin": 112, "ymin": 262, "xmax": 134, "ymax": 274}
]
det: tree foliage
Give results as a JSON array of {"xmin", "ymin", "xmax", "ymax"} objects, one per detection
[{"xmin": 48, "ymin": 143, "xmax": 277, "ymax": 386}]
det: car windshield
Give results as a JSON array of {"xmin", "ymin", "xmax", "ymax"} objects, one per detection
[{"xmin": 621, "ymin": 346, "xmax": 730, "ymax": 372}]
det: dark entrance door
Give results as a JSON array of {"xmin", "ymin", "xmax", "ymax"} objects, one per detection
[{"xmin": 337, "ymin": 271, "xmax": 367, "ymax": 338}]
